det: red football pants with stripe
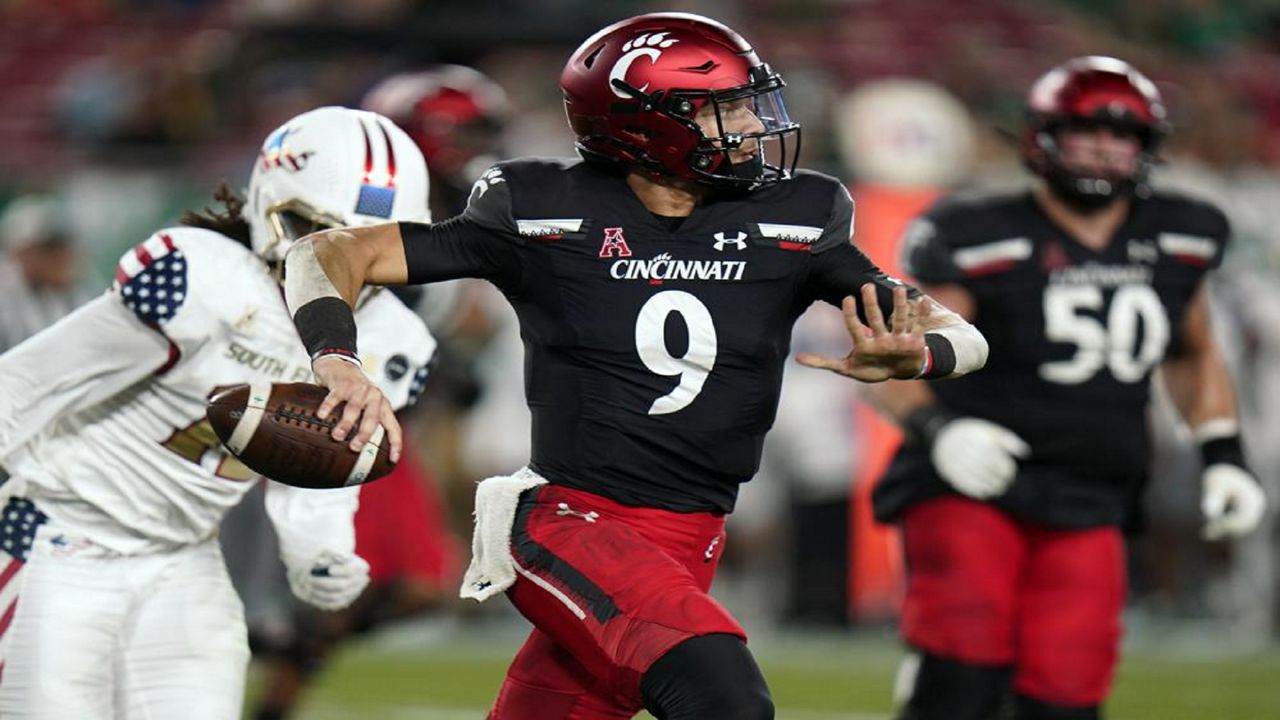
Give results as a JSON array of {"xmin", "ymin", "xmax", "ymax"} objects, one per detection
[
  {"xmin": 901, "ymin": 496, "xmax": 1126, "ymax": 707},
  {"xmin": 489, "ymin": 485, "xmax": 745, "ymax": 719}
]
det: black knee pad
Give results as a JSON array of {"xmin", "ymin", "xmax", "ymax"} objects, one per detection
[
  {"xmin": 640, "ymin": 633, "xmax": 774, "ymax": 720},
  {"xmin": 897, "ymin": 652, "xmax": 1011, "ymax": 720},
  {"xmin": 1013, "ymin": 694, "xmax": 1100, "ymax": 720}
]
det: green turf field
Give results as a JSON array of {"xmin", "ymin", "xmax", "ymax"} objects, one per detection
[{"xmin": 252, "ymin": 627, "xmax": 1280, "ymax": 719}]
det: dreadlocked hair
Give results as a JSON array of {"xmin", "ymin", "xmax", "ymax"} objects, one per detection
[{"xmin": 180, "ymin": 181, "xmax": 252, "ymax": 248}]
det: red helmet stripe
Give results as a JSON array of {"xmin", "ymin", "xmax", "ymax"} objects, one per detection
[
  {"xmin": 377, "ymin": 121, "xmax": 398, "ymax": 188},
  {"xmin": 359, "ymin": 120, "xmax": 375, "ymax": 185}
]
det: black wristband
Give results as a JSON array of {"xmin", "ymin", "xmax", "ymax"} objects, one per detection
[
  {"xmin": 1199, "ymin": 433, "xmax": 1248, "ymax": 470},
  {"xmin": 921, "ymin": 333, "xmax": 957, "ymax": 379},
  {"xmin": 294, "ymin": 296, "xmax": 358, "ymax": 361},
  {"xmin": 904, "ymin": 405, "xmax": 957, "ymax": 446}
]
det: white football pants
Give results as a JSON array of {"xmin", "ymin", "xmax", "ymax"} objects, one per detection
[{"xmin": 0, "ymin": 524, "xmax": 249, "ymax": 719}]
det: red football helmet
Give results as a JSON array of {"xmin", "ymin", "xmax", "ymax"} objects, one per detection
[
  {"xmin": 561, "ymin": 12, "xmax": 800, "ymax": 189},
  {"xmin": 362, "ymin": 65, "xmax": 510, "ymax": 181},
  {"xmin": 1023, "ymin": 56, "xmax": 1169, "ymax": 209}
]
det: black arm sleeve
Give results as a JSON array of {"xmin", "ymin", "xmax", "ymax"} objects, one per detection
[
  {"xmin": 805, "ymin": 184, "xmax": 919, "ymax": 323},
  {"xmin": 899, "ymin": 213, "xmax": 965, "ymax": 284},
  {"xmin": 400, "ymin": 216, "xmax": 523, "ymax": 290},
  {"xmin": 399, "ymin": 166, "xmax": 525, "ymax": 292}
]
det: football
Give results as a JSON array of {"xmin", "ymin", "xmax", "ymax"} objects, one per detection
[{"xmin": 206, "ymin": 382, "xmax": 395, "ymax": 489}]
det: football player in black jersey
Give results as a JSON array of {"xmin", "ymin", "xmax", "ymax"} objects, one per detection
[
  {"xmin": 869, "ymin": 56, "xmax": 1267, "ymax": 720},
  {"xmin": 281, "ymin": 13, "xmax": 987, "ymax": 720}
]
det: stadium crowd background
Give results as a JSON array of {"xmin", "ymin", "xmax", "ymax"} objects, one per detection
[{"xmin": 2, "ymin": 0, "xmax": 1279, "ymax": 715}]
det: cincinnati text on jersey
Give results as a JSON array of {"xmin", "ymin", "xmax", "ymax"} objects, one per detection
[
  {"xmin": 609, "ymin": 252, "xmax": 748, "ymax": 282},
  {"xmin": 1050, "ymin": 264, "xmax": 1153, "ymax": 287}
]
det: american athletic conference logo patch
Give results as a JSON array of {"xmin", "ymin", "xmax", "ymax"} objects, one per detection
[{"xmin": 599, "ymin": 227, "xmax": 633, "ymax": 258}]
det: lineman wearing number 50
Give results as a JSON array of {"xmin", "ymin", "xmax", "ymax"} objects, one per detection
[
  {"xmin": 870, "ymin": 56, "xmax": 1267, "ymax": 720},
  {"xmin": 283, "ymin": 12, "xmax": 986, "ymax": 720},
  {"xmin": 0, "ymin": 106, "xmax": 435, "ymax": 719}
]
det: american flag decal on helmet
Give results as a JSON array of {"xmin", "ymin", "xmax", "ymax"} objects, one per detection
[{"xmin": 355, "ymin": 118, "xmax": 399, "ymax": 218}]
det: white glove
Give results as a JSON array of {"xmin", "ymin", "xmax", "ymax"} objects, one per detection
[
  {"xmin": 286, "ymin": 550, "xmax": 371, "ymax": 611},
  {"xmin": 930, "ymin": 418, "xmax": 1030, "ymax": 499},
  {"xmin": 1201, "ymin": 464, "xmax": 1267, "ymax": 540}
]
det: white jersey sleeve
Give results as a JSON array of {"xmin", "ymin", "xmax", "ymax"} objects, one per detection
[
  {"xmin": 356, "ymin": 290, "xmax": 438, "ymax": 410},
  {"xmin": 263, "ymin": 481, "xmax": 361, "ymax": 565},
  {"xmin": 0, "ymin": 294, "xmax": 170, "ymax": 462}
]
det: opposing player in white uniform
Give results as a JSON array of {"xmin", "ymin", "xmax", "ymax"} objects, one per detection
[{"xmin": 0, "ymin": 106, "xmax": 436, "ymax": 719}]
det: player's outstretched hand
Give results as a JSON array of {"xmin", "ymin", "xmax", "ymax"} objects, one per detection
[
  {"xmin": 797, "ymin": 283, "xmax": 928, "ymax": 383},
  {"xmin": 1201, "ymin": 464, "xmax": 1267, "ymax": 540},
  {"xmin": 313, "ymin": 355, "xmax": 402, "ymax": 463}
]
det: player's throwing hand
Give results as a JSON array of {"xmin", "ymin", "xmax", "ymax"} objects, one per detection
[
  {"xmin": 314, "ymin": 355, "xmax": 403, "ymax": 462},
  {"xmin": 797, "ymin": 283, "xmax": 929, "ymax": 383}
]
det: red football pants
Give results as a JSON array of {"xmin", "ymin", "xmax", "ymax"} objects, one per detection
[
  {"xmin": 489, "ymin": 485, "xmax": 745, "ymax": 719},
  {"xmin": 901, "ymin": 496, "xmax": 1126, "ymax": 706}
]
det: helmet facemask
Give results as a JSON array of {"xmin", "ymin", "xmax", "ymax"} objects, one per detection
[
  {"xmin": 260, "ymin": 199, "xmax": 346, "ymax": 265},
  {"xmin": 684, "ymin": 67, "xmax": 801, "ymax": 188},
  {"xmin": 1032, "ymin": 113, "xmax": 1161, "ymax": 214},
  {"xmin": 607, "ymin": 63, "xmax": 801, "ymax": 190}
]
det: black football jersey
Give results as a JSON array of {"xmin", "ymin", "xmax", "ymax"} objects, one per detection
[
  {"xmin": 874, "ymin": 189, "xmax": 1229, "ymax": 528},
  {"xmin": 400, "ymin": 159, "xmax": 907, "ymax": 513}
]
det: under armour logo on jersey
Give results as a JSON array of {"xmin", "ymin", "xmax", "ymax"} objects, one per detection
[
  {"xmin": 470, "ymin": 167, "xmax": 505, "ymax": 200},
  {"xmin": 555, "ymin": 502, "xmax": 599, "ymax": 523},
  {"xmin": 113, "ymin": 233, "xmax": 189, "ymax": 327},
  {"xmin": 1127, "ymin": 239, "xmax": 1159, "ymax": 264},
  {"xmin": 599, "ymin": 227, "xmax": 633, "ymax": 258},
  {"xmin": 713, "ymin": 231, "xmax": 747, "ymax": 252}
]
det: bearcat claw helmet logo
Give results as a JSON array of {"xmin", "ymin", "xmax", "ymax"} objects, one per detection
[{"xmin": 608, "ymin": 31, "xmax": 679, "ymax": 99}]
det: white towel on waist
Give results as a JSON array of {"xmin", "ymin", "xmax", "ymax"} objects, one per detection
[{"xmin": 459, "ymin": 466, "xmax": 547, "ymax": 602}]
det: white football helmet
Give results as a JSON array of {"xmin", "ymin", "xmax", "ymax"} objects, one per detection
[{"xmin": 246, "ymin": 106, "xmax": 431, "ymax": 262}]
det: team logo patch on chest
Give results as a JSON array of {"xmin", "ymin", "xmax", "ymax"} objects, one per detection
[{"xmin": 599, "ymin": 227, "xmax": 634, "ymax": 258}]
